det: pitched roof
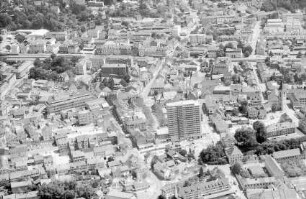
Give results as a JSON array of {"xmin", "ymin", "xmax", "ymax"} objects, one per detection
[{"xmin": 273, "ymin": 148, "xmax": 301, "ymax": 159}]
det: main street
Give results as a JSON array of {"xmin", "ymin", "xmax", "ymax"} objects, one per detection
[
  {"xmin": 249, "ymin": 21, "xmax": 265, "ymax": 102},
  {"xmin": 140, "ymin": 57, "xmax": 165, "ymax": 99}
]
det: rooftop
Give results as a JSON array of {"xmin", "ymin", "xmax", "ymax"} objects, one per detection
[
  {"xmin": 166, "ymin": 100, "xmax": 200, "ymax": 107},
  {"xmin": 273, "ymin": 148, "xmax": 301, "ymax": 159}
]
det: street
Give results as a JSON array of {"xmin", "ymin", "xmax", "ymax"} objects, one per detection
[
  {"xmin": 249, "ymin": 21, "xmax": 265, "ymax": 102},
  {"xmin": 140, "ymin": 58, "xmax": 165, "ymax": 99}
]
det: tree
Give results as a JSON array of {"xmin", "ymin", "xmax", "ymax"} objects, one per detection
[
  {"xmin": 234, "ymin": 128, "xmax": 258, "ymax": 148},
  {"xmin": 32, "ymin": 13, "xmax": 44, "ymax": 29},
  {"xmin": 225, "ymin": 42, "xmax": 234, "ymax": 50},
  {"xmin": 297, "ymin": 51, "xmax": 302, "ymax": 58},
  {"xmin": 237, "ymin": 40, "xmax": 243, "ymax": 49},
  {"xmin": 269, "ymin": 51, "xmax": 274, "ymax": 57},
  {"xmin": 231, "ymin": 162, "xmax": 242, "ymax": 175},
  {"xmin": 15, "ymin": 34, "xmax": 26, "ymax": 43},
  {"xmin": 0, "ymin": 36, "xmax": 3, "ymax": 43},
  {"xmin": 123, "ymin": 74, "xmax": 130, "ymax": 83},
  {"xmin": 198, "ymin": 167, "xmax": 204, "ymax": 178},
  {"xmin": 5, "ymin": 45, "xmax": 11, "ymax": 51},
  {"xmin": 239, "ymin": 101, "xmax": 248, "ymax": 114},
  {"xmin": 242, "ymin": 45, "xmax": 253, "ymax": 57},
  {"xmin": 216, "ymin": 49, "xmax": 225, "ymax": 57},
  {"xmin": 179, "ymin": 149, "xmax": 187, "ymax": 157},
  {"xmin": 0, "ymin": 14, "xmax": 12, "ymax": 28},
  {"xmin": 232, "ymin": 74, "xmax": 240, "ymax": 84},
  {"xmin": 107, "ymin": 78, "xmax": 114, "ymax": 90},
  {"xmin": 71, "ymin": 56, "xmax": 80, "ymax": 64},
  {"xmin": 271, "ymin": 103, "xmax": 281, "ymax": 112},
  {"xmin": 261, "ymin": 0, "xmax": 276, "ymax": 11},
  {"xmin": 199, "ymin": 141, "xmax": 227, "ymax": 165},
  {"xmin": 51, "ymin": 53, "xmax": 56, "ymax": 60},
  {"xmin": 253, "ymin": 121, "xmax": 267, "ymax": 143}
]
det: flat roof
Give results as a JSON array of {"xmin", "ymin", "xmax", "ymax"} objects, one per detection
[{"xmin": 167, "ymin": 100, "xmax": 200, "ymax": 107}]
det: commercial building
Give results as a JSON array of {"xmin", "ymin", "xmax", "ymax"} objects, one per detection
[
  {"xmin": 166, "ymin": 100, "xmax": 202, "ymax": 141},
  {"xmin": 177, "ymin": 178, "xmax": 232, "ymax": 199},
  {"xmin": 46, "ymin": 93, "xmax": 95, "ymax": 114}
]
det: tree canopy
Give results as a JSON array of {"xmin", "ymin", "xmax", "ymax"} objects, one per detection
[
  {"xmin": 253, "ymin": 121, "xmax": 267, "ymax": 143},
  {"xmin": 234, "ymin": 127, "xmax": 258, "ymax": 148},
  {"xmin": 199, "ymin": 141, "xmax": 227, "ymax": 165}
]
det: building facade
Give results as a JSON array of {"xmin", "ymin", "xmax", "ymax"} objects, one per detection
[{"xmin": 166, "ymin": 100, "xmax": 202, "ymax": 142}]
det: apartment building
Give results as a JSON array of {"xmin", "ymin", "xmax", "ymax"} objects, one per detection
[{"xmin": 166, "ymin": 100, "xmax": 202, "ymax": 142}]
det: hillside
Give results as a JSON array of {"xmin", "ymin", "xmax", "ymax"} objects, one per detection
[{"xmin": 261, "ymin": 0, "xmax": 306, "ymax": 12}]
